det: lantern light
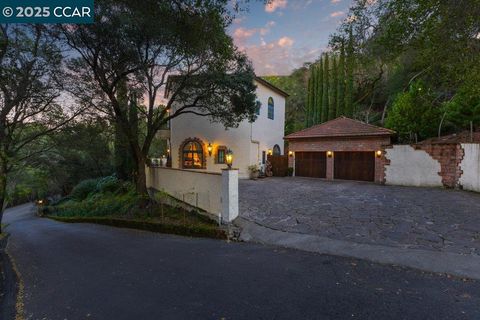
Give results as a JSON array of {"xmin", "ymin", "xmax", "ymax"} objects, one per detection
[
  {"xmin": 327, "ymin": 151, "xmax": 333, "ymax": 158},
  {"xmin": 207, "ymin": 143, "xmax": 213, "ymax": 156},
  {"xmin": 267, "ymin": 149, "xmax": 273, "ymax": 156},
  {"xmin": 376, "ymin": 150, "xmax": 382, "ymax": 158},
  {"xmin": 225, "ymin": 149, "xmax": 233, "ymax": 169},
  {"xmin": 288, "ymin": 151, "xmax": 294, "ymax": 157}
]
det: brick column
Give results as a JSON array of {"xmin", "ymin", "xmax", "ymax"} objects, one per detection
[
  {"xmin": 326, "ymin": 155, "xmax": 334, "ymax": 180},
  {"xmin": 374, "ymin": 156, "xmax": 383, "ymax": 183}
]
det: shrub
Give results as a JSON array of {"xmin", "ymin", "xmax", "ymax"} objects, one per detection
[
  {"xmin": 94, "ymin": 175, "xmax": 125, "ymax": 194},
  {"xmin": 287, "ymin": 167, "xmax": 294, "ymax": 176},
  {"xmin": 69, "ymin": 178, "xmax": 99, "ymax": 201},
  {"xmin": 54, "ymin": 190, "xmax": 143, "ymax": 217}
]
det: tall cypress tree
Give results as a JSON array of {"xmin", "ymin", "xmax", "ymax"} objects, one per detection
[
  {"xmin": 321, "ymin": 53, "xmax": 329, "ymax": 123},
  {"xmin": 345, "ymin": 26, "xmax": 354, "ymax": 117},
  {"xmin": 329, "ymin": 57, "xmax": 338, "ymax": 120},
  {"xmin": 337, "ymin": 42, "xmax": 346, "ymax": 117},
  {"xmin": 305, "ymin": 68, "xmax": 313, "ymax": 127},
  {"xmin": 315, "ymin": 58, "xmax": 323, "ymax": 124},
  {"xmin": 312, "ymin": 64, "xmax": 318, "ymax": 125}
]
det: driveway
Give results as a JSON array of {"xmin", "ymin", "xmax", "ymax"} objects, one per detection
[
  {"xmin": 239, "ymin": 177, "xmax": 480, "ymax": 256},
  {"xmin": 4, "ymin": 204, "xmax": 480, "ymax": 319}
]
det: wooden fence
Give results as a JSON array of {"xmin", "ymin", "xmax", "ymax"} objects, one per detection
[{"xmin": 267, "ymin": 155, "xmax": 289, "ymax": 177}]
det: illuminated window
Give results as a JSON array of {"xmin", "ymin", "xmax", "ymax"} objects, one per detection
[{"xmin": 182, "ymin": 140, "xmax": 204, "ymax": 169}]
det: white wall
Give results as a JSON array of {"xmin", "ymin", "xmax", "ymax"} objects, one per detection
[
  {"xmin": 251, "ymin": 80, "xmax": 286, "ymax": 160},
  {"xmin": 146, "ymin": 166, "xmax": 223, "ymax": 216},
  {"xmin": 385, "ymin": 145, "xmax": 443, "ymax": 187},
  {"xmin": 169, "ymin": 79, "xmax": 285, "ymax": 177},
  {"xmin": 146, "ymin": 166, "xmax": 239, "ymax": 222},
  {"xmin": 459, "ymin": 143, "xmax": 480, "ymax": 192}
]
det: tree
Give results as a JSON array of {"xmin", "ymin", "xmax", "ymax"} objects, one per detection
[
  {"xmin": 305, "ymin": 68, "xmax": 313, "ymax": 127},
  {"xmin": 63, "ymin": 0, "xmax": 257, "ymax": 196},
  {"xmin": 344, "ymin": 26, "xmax": 354, "ymax": 117},
  {"xmin": 336, "ymin": 43, "xmax": 346, "ymax": 117},
  {"xmin": 0, "ymin": 25, "xmax": 75, "ymax": 233},
  {"xmin": 385, "ymin": 81, "xmax": 440, "ymax": 142},
  {"xmin": 321, "ymin": 54, "xmax": 330, "ymax": 122},
  {"xmin": 329, "ymin": 57, "xmax": 338, "ymax": 120},
  {"xmin": 315, "ymin": 58, "xmax": 324, "ymax": 124},
  {"xmin": 113, "ymin": 79, "xmax": 131, "ymax": 180},
  {"xmin": 443, "ymin": 66, "xmax": 480, "ymax": 132},
  {"xmin": 310, "ymin": 63, "xmax": 318, "ymax": 125}
]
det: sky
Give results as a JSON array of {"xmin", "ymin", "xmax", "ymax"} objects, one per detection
[{"xmin": 229, "ymin": 0, "xmax": 354, "ymax": 76}]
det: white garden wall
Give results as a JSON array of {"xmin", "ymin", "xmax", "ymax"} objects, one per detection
[
  {"xmin": 385, "ymin": 145, "xmax": 443, "ymax": 187},
  {"xmin": 146, "ymin": 166, "xmax": 238, "ymax": 222},
  {"xmin": 459, "ymin": 143, "xmax": 480, "ymax": 192}
]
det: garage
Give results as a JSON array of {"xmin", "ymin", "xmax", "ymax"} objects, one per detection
[
  {"xmin": 285, "ymin": 117, "xmax": 395, "ymax": 183},
  {"xmin": 295, "ymin": 152, "xmax": 326, "ymax": 178},
  {"xmin": 334, "ymin": 151, "xmax": 375, "ymax": 181}
]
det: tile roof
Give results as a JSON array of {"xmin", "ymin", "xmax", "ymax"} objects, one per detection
[{"xmin": 285, "ymin": 116, "xmax": 395, "ymax": 139}]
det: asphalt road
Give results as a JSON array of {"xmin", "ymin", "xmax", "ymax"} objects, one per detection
[{"xmin": 4, "ymin": 204, "xmax": 480, "ymax": 320}]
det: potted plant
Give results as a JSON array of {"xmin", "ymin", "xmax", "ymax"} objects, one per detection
[{"xmin": 247, "ymin": 164, "xmax": 260, "ymax": 180}]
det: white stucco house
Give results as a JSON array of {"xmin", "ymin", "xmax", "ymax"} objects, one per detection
[{"xmin": 165, "ymin": 77, "xmax": 288, "ymax": 178}]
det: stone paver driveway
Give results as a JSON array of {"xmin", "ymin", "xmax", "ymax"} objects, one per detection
[{"xmin": 239, "ymin": 177, "xmax": 480, "ymax": 256}]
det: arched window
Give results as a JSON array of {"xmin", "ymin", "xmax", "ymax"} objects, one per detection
[
  {"xmin": 267, "ymin": 97, "xmax": 274, "ymax": 120},
  {"xmin": 181, "ymin": 139, "xmax": 204, "ymax": 169},
  {"xmin": 273, "ymin": 144, "xmax": 281, "ymax": 156}
]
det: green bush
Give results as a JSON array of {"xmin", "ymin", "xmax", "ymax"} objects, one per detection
[
  {"xmin": 53, "ymin": 190, "xmax": 143, "ymax": 217},
  {"xmin": 69, "ymin": 178, "xmax": 100, "ymax": 201},
  {"xmin": 94, "ymin": 175, "xmax": 131, "ymax": 194}
]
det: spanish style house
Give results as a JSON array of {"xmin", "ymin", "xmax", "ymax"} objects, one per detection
[{"xmin": 167, "ymin": 77, "xmax": 288, "ymax": 178}]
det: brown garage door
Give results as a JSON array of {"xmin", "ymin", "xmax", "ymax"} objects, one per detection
[
  {"xmin": 334, "ymin": 151, "xmax": 375, "ymax": 181},
  {"xmin": 295, "ymin": 152, "xmax": 326, "ymax": 178}
]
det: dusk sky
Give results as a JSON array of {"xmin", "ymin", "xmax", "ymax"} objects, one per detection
[{"xmin": 230, "ymin": 0, "xmax": 354, "ymax": 76}]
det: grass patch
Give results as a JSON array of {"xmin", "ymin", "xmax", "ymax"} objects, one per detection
[{"xmin": 42, "ymin": 176, "xmax": 225, "ymax": 239}]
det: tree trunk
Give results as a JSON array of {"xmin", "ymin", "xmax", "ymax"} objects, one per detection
[{"xmin": 135, "ymin": 155, "xmax": 148, "ymax": 196}]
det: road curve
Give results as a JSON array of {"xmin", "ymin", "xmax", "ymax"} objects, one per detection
[{"xmin": 3, "ymin": 204, "xmax": 480, "ymax": 320}]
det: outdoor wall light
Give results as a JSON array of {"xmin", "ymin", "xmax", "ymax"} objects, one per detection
[
  {"xmin": 288, "ymin": 151, "xmax": 294, "ymax": 157},
  {"xmin": 327, "ymin": 151, "xmax": 333, "ymax": 158},
  {"xmin": 225, "ymin": 149, "xmax": 233, "ymax": 169},
  {"xmin": 167, "ymin": 148, "xmax": 170, "ymax": 154},
  {"xmin": 376, "ymin": 150, "xmax": 382, "ymax": 158},
  {"xmin": 207, "ymin": 143, "xmax": 213, "ymax": 156},
  {"xmin": 267, "ymin": 149, "xmax": 273, "ymax": 156}
]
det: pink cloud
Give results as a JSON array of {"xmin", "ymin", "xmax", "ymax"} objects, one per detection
[
  {"xmin": 331, "ymin": 0, "xmax": 341, "ymax": 3},
  {"xmin": 265, "ymin": 0, "xmax": 288, "ymax": 13},
  {"xmin": 234, "ymin": 37, "xmax": 321, "ymax": 75},
  {"xmin": 278, "ymin": 36, "xmax": 294, "ymax": 47},
  {"xmin": 233, "ymin": 27, "xmax": 257, "ymax": 40},
  {"xmin": 330, "ymin": 11, "xmax": 345, "ymax": 17},
  {"xmin": 232, "ymin": 22, "xmax": 277, "ymax": 48}
]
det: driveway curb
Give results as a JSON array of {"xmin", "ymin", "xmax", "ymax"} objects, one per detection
[{"xmin": 235, "ymin": 217, "xmax": 480, "ymax": 280}]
